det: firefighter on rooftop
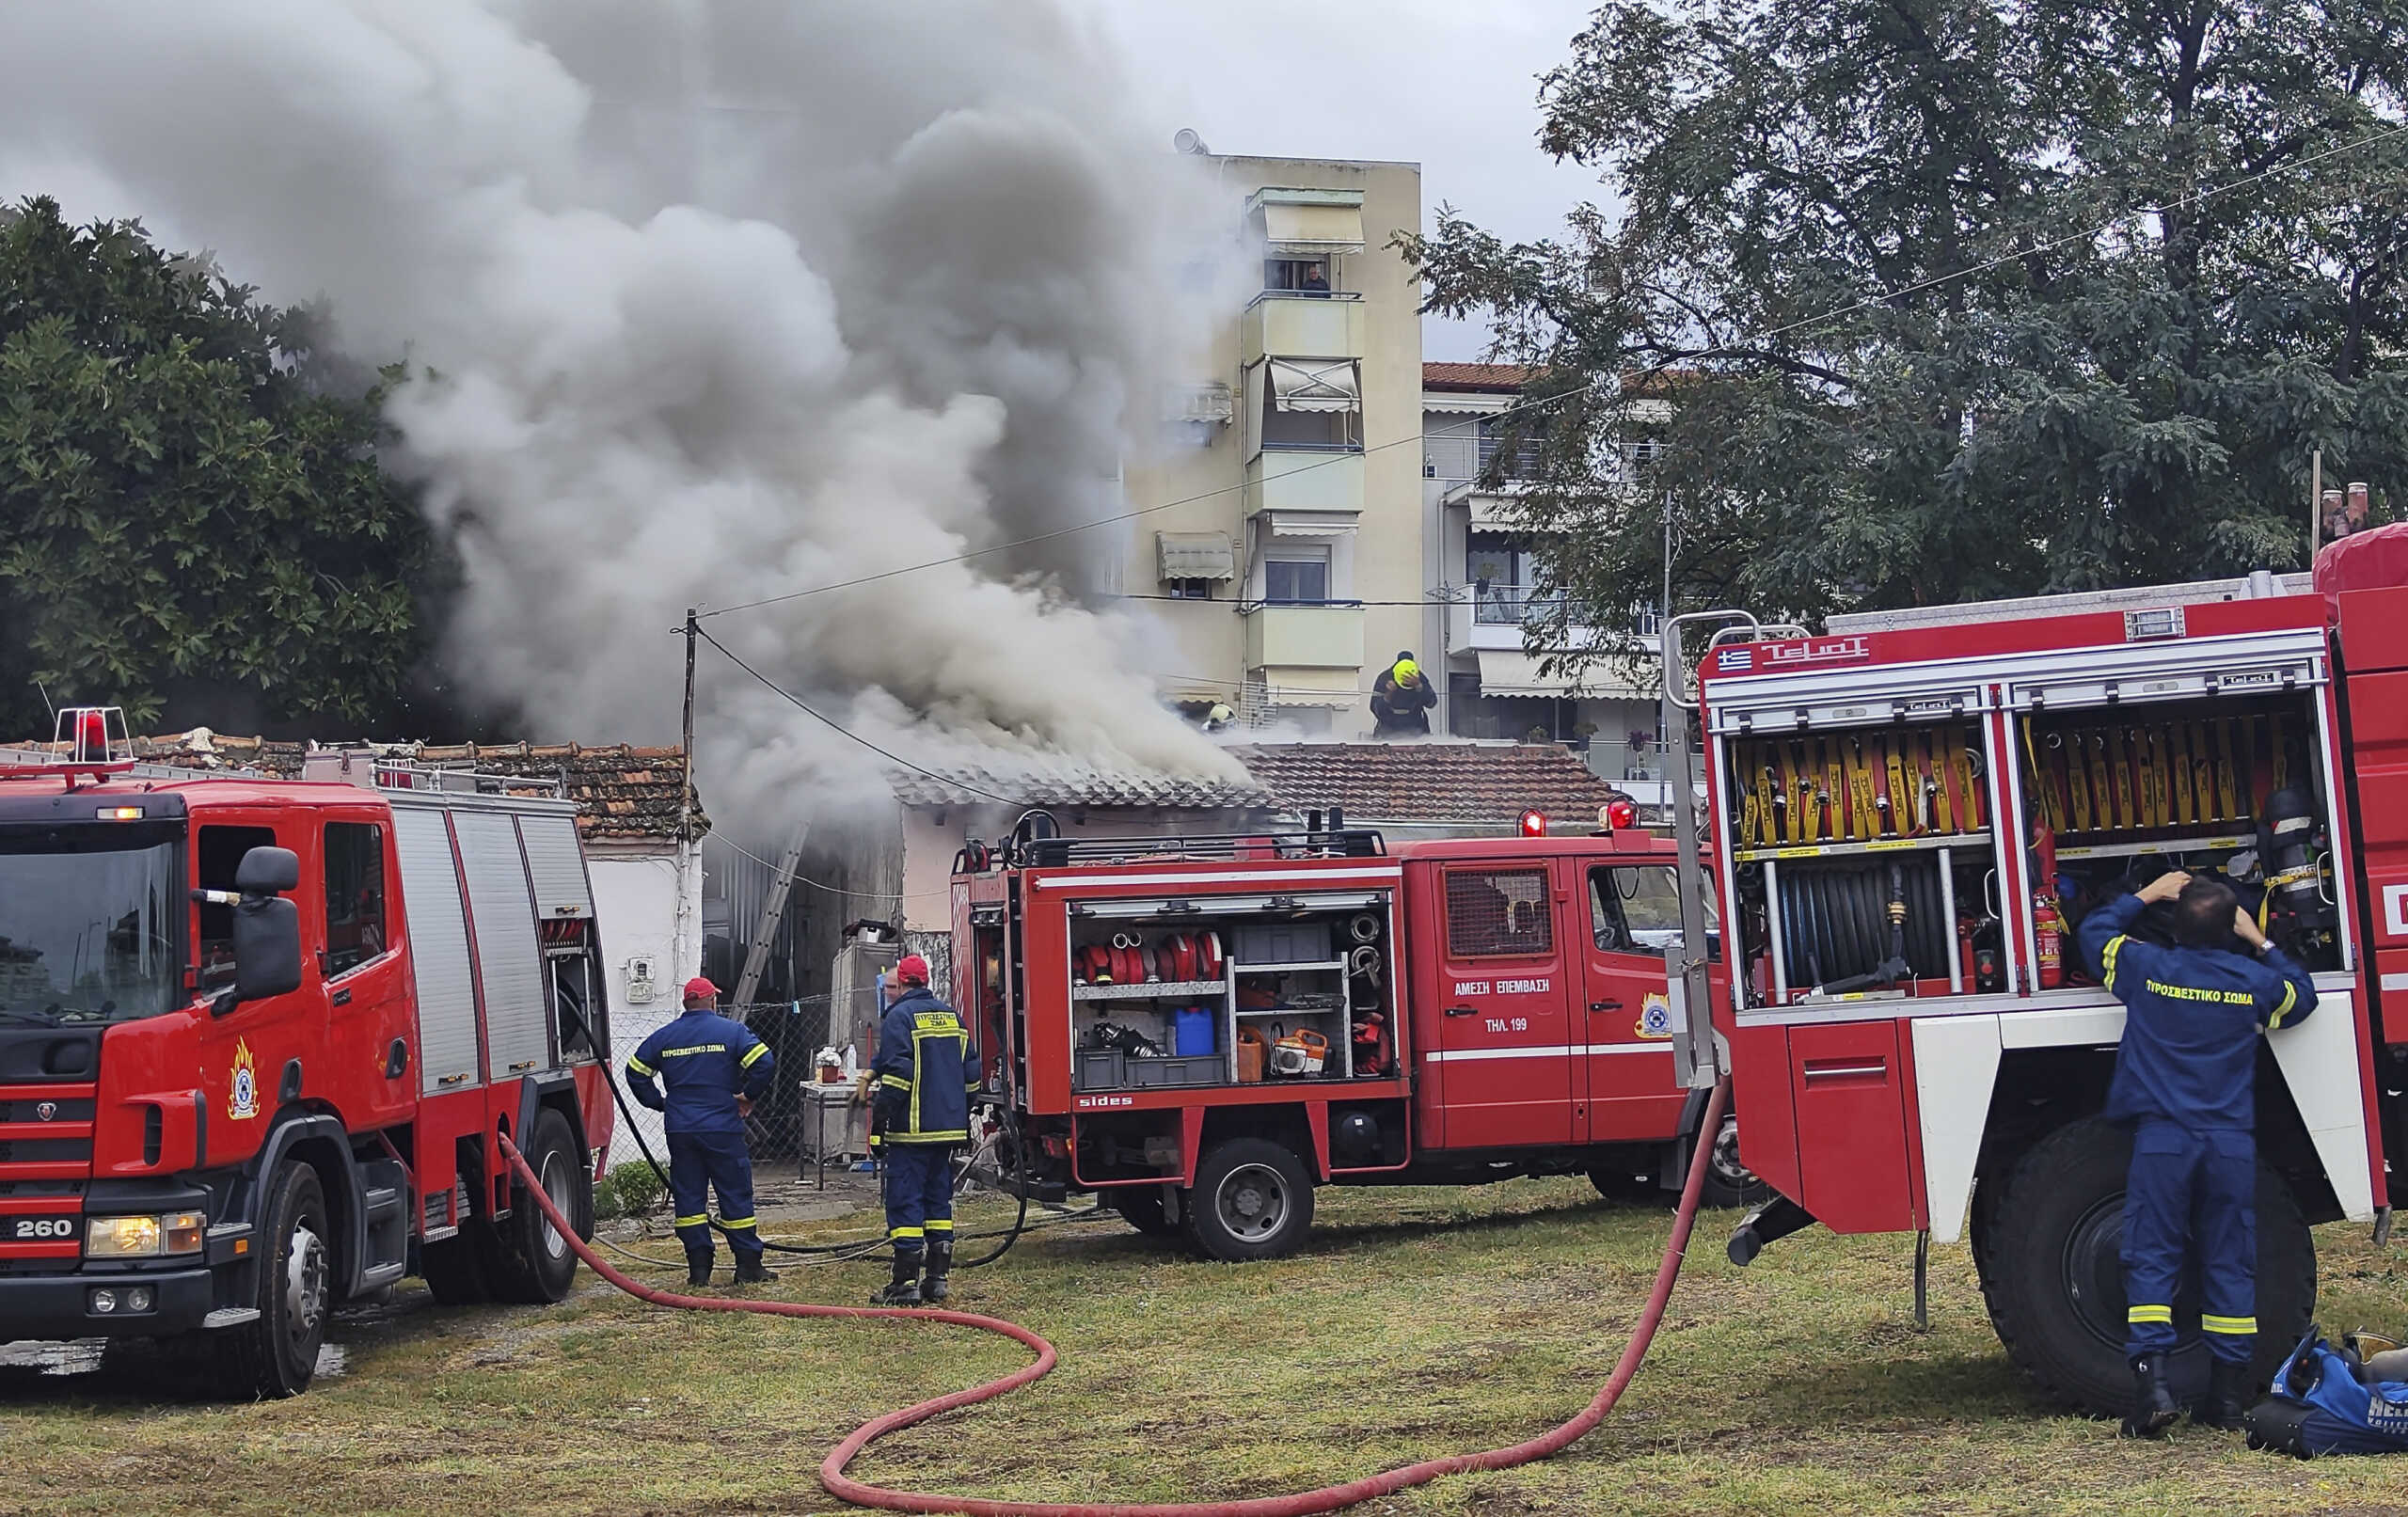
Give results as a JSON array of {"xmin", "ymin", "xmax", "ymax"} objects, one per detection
[
  {"xmin": 625, "ymin": 976, "xmax": 779, "ymax": 1287},
  {"xmin": 868, "ymin": 954, "xmax": 979, "ymax": 1306},
  {"xmin": 2075, "ymin": 871, "xmax": 2317, "ymax": 1437}
]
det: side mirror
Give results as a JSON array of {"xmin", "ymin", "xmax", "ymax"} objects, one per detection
[{"xmin": 211, "ymin": 847, "xmax": 304, "ymax": 1017}]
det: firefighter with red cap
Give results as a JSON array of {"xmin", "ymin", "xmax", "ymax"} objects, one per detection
[
  {"xmin": 625, "ymin": 976, "xmax": 778, "ymax": 1287},
  {"xmin": 867, "ymin": 954, "xmax": 978, "ymax": 1305}
]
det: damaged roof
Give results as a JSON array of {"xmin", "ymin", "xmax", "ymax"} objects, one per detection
[
  {"xmin": 1229, "ymin": 740, "xmax": 1633, "ymax": 826},
  {"xmin": 886, "ymin": 754, "xmax": 1276, "ymax": 812},
  {"xmin": 8, "ymin": 731, "xmax": 704, "ymax": 841}
]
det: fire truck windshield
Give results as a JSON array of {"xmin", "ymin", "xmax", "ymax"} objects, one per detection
[{"xmin": 0, "ymin": 829, "xmax": 182, "ymax": 1025}]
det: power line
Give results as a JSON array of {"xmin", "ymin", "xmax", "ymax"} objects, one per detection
[
  {"xmin": 691, "ymin": 624, "xmax": 1022, "ymax": 805},
  {"xmin": 707, "ymin": 830, "xmax": 944, "ymax": 903},
  {"xmin": 689, "ymin": 116, "xmax": 2408, "ymax": 623}
]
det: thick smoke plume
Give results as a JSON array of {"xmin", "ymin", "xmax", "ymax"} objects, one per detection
[{"xmin": 0, "ymin": 0, "xmax": 1245, "ymax": 827}]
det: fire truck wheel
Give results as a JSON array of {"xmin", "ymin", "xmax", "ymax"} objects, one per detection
[
  {"xmin": 1700, "ymin": 1114, "xmax": 1770, "ymax": 1209},
  {"xmin": 1111, "ymin": 1185, "xmax": 1183, "ymax": 1238},
  {"xmin": 481, "ymin": 1110, "xmax": 589, "ymax": 1305},
  {"xmin": 1185, "ymin": 1138, "xmax": 1314, "ymax": 1261},
  {"xmin": 209, "ymin": 1161, "xmax": 331, "ymax": 1399},
  {"xmin": 1975, "ymin": 1117, "xmax": 2315, "ymax": 1417}
]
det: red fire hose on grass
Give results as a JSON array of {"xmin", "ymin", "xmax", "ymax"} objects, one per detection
[{"xmin": 499, "ymin": 1076, "xmax": 1728, "ymax": 1517}]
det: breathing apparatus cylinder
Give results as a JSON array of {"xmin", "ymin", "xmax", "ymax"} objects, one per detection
[{"xmin": 2260, "ymin": 785, "xmax": 2332, "ymax": 949}]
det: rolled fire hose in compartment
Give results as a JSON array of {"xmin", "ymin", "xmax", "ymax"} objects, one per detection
[{"xmin": 1772, "ymin": 857, "xmax": 1957, "ymax": 997}]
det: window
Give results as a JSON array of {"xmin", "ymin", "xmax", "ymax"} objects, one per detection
[
  {"xmin": 1446, "ymin": 868, "xmax": 1553, "ymax": 958},
  {"xmin": 1263, "ymin": 547, "xmax": 1330, "ymax": 605},
  {"xmin": 1263, "ymin": 257, "xmax": 1335, "ymax": 294},
  {"xmin": 1164, "ymin": 578, "xmax": 1214, "ymax": 600},
  {"xmin": 196, "ymin": 825, "xmax": 277, "ymax": 989},
  {"xmin": 1590, "ymin": 865, "xmax": 1719, "ymax": 958},
  {"xmin": 324, "ymin": 822, "xmax": 387, "ymax": 977}
]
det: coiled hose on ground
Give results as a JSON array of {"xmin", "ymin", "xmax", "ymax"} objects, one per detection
[{"xmin": 500, "ymin": 1076, "xmax": 1731, "ymax": 1517}]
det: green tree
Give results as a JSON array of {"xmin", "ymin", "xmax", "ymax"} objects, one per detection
[
  {"xmin": 1405, "ymin": 0, "xmax": 2408, "ymax": 662},
  {"xmin": 0, "ymin": 196, "xmax": 442, "ymax": 736}
]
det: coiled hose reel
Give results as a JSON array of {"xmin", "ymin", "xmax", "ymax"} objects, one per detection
[{"xmin": 1778, "ymin": 858, "xmax": 1954, "ymax": 990}]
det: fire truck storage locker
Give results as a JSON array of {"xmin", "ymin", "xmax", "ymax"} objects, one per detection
[
  {"xmin": 520, "ymin": 810, "xmax": 602, "ymax": 1057},
  {"xmin": 389, "ymin": 803, "xmax": 482, "ymax": 1097},
  {"xmin": 1061, "ymin": 889, "xmax": 1396, "ymax": 1093},
  {"xmin": 1708, "ymin": 668, "xmax": 2002, "ymax": 1007},
  {"xmin": 2004, "ymin": 624, "xmax": 2348, "ymax": 987},
  {"xmin": 453, "ymin": 809, "xmax": 551, "ymax": 1081}
]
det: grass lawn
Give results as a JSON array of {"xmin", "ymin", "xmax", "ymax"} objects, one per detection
[{"xmin": 7, "ymin": 1179, "xmax": 2408, "ymax": 1516}]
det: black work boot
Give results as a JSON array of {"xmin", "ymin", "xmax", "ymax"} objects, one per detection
[
  {"xmin": 2194, "ymin": 1357, "xmax": 2253, "ymax": 1430},
  {"xmin": 2122, "ymin": 1353, "xmax": 2180, "ymax": 1438},
  {"xmin": 871, "ymin": 1252, "xmax": 922, "ymax": 1307},
  {"xmin": 686, "ymin": 1254, "xmax": 715, "ymax": 1288},
  {"xmin": 732, "ymin": 1254, "xmax": 777, "ymax": 1286},
  {"xmin": 922, "ymin": 1239, "xmax": 953, "ymax": 1304}
]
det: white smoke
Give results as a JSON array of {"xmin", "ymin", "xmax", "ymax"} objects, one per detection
[{"xmin": 0, "ymin": 0, "xmax": 1249, "ymax": 823}]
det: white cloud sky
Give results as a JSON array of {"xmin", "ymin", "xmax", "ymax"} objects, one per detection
[{"xmin": 1078, "ymin": 0, "xmax": 1606, "ymax": 361}]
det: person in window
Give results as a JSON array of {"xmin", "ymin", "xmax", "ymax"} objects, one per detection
[
  {"xmin": 1299, "ymin": 261, "xmax": 1330, "ymax": 294},
  {"xmin": 1370, "ymin": 653, "xmax": 1437, "ymax": 737}
]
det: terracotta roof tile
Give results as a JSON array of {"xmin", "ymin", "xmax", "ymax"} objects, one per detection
[
  {"xmin": 8, "ymin": 731, "xmax": 705, "ymax": 841},
  {"xmin": 1228, "ymin": 740, "xmax": 1631, "ymax": 826},
  {"xmin": 888, "ymin": 754, "xmax": 1275, "ymax": 811},
  {"xmin": 1422, "ymin": 362, "xmax": 1536, "ymax": 392}
]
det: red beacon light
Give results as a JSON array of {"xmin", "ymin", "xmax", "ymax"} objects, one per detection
[
  {"xmin": 1519, "ymin": 808, "xmax": 1547, "ymax": 837},
  {"xmin": 1600, "ymin": 798, "xmax": 1640, "ymax": 832}
]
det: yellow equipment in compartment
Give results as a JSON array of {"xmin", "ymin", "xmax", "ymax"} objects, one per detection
[
  {"xmin": 2018, "ymin": 712, "xmax": 2294, "ymax": 838},
  {"xmin": 1729, "ymin": 727, "xmax": 1985, "ymax": 849}
]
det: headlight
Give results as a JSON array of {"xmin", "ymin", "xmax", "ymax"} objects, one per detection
[{"xmin": 84, "ymin": 1212, "xmax": 204, "ymax": 1258}]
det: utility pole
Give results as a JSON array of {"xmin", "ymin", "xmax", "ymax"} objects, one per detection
[
  {"xmin": 2309, "ymin": 449, "xmax": 2323, "ymax": 562},
  {"xmin": 677, "ymin": 608, "xmax": 700, "ymax": 983},
  {"xmin": 679, "ymin": 608, "xmax": 699, "ymax": 844}
]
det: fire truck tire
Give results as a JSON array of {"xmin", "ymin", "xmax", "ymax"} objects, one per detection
[
  {"xmin": 1110, "ymin": 1185, "xmax": 1183, "ymax": 1238},
  {"xmin": 1974, "ymin": 1117, "xmax": 2315, "ymax": 1417},
  {"xmin": 480, "ymin": 1110, "xmax": 588, "ymax": 1304},
  {"xmin": 208, "ymin": 1161, "xmax": 331, "ymax": 1399},
  {"xmin": 1184, "ymin": 1138, "xmax": 1314, "ymax": 1261},
  {"xmin": 420, "ymin": 1233, "xmax": 490, "ymax": 1304},
  {"xmin": 1699, "ymin": 1114, "xmax": 1770, "ymax": 1209}
]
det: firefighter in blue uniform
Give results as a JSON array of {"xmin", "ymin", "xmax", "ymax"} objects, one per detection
[
  {"xmin": 2077, "ymin": 871, "xmax": 2318, "ymax": 1436},
  {"xmin": 626, "ymin": 976, "xmax": 779, "ymax": 1288},
  {"xmin": 868, "ymin": 955, "xmax": 979, "ymax": 1305}
]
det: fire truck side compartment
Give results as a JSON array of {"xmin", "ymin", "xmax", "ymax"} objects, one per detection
[
  {"xmin": 390, "ymin": 805, "xmax": 481, "ymax": 1097},
  {"xmin": 452, "ymin": 809, "xmax": 550, "ymax": 1082}
]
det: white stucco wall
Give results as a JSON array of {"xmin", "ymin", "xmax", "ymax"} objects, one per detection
[{"xmin": 589, "ymin": 841, "xmax": 702, "ymax": 1165}]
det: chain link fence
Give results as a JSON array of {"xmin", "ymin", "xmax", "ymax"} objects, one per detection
[{"xmin": 607, "ymin": 996, "xmax": 870, "ymax": 1179}]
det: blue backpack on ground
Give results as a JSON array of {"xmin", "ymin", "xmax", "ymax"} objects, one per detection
[{"xmin": 2247, "ymin": 1328, "xmax": 2408, "ymax": 1457}]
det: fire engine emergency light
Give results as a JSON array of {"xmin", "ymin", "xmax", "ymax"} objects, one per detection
[
  {"xmin": 1600, "ymin": 799, "xmax": 1639, "ymax": 831},
  {"xmin": 1520, "ymin": 809, "xmax": 1547, "ymax": 837}
]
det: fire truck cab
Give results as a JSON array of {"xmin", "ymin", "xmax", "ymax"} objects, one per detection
[
  {"xmin": 1688, "ymin": 567, "xmax": 2408, "ymax": 1416},
  {"xmin": 0, "ymin": 719, "xmax": 610, "ymax": 1397},
  {"xmin": 950, "ymin": 813, "xmax": 1751, "ymax": 1261}
]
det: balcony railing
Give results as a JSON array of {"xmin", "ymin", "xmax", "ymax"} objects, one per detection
[
  {"xmin": 1242, "ymin": 292, "xmax": 1367, "ymax": 367},
  {"xmin": 1245, "ymin": 450, "xmax": 1365, "ymax": 516},
  {"xmin": 1469, "ymin": 581, "xmax": 1565, "ymax": 626}
]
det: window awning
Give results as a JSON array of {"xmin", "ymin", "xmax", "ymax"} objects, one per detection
[
  {"xmin": 1164, "ymin": 382, "xmax": 1233, "ymax": 426},
  {"xmin": 1257, "ymin": 669, "xmax": 1362, "ymax": 707},
  {"xmin": 1264, "ymin": 510, "xmax": 1359, "ymax": 540},
  {"xmin": 1249, "ymin": 187, "xmax": 1368, "ymax": 255},
  {"xmin": 1157, "ymin": 530, "xmax": 1235, "ymax": 580},
  {"xmin": 1477, "ymin": 649, "xmax": 1650, "ymax": 701},
  {"xmin": 1267, "ymin": 358, "xmax": 1361, "ymax": 413}
]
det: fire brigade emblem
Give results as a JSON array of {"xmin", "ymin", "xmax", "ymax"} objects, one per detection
[
  {"xmin": 1636, "ymin": 993, "xmax": 1673, "ymax": 1040},
  {"xmin": 34, "ymin": 1101, "xmax": 57, "ymax": 1123},
  {"xmin": 229, "ymin": 1038, "xmax": 260, "ymax": 1120}
]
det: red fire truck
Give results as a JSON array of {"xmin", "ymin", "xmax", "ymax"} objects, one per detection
[
  {"xmin": 1671, "ymin": 561, "xmax": 2408, "ymax": 1416},
  {"xmin": 0, "ymin": 713, "xmax": 610, "ymax": 1397},
  {"xmin": 946, "ymin": 808, "xmax": 1755, "ymax": 1261}
]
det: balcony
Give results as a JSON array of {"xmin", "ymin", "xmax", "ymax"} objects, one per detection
[
  {"xmin": 1448, "ymin": 582, "xmax": 1570, "ymax": 653},
  {"xmin": 1244, "ymin": 603, "xmax": 1365, "ymax": 671},
  {"xmin": 1242, "ymin": 292, "xmax": 1366, "ymax": 367},
  {"xmin": 1245, "ymin": 450, "xmax": 1364, "ymax": 517},
  {"xmin": 1441, "ymin": 476, "xmax": 1534, "ymax": 530}
]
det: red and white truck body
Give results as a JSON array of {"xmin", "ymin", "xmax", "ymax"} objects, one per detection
[
  {"xmin": 949, "ymin": 817, "xmax": 1751, "ymax": 1258},
  {"xmin": 0, "ymin": 727, "xmax": 609, "ymax": 1395},
  {"xmin": 1687, "ymin": 570, "xmax": 2407, "ymax": 1412}
]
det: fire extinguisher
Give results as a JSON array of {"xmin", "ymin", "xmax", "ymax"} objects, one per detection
[{"xmin": 2033, "ymin": 893, "xmax": 2066, "ymax": 989}]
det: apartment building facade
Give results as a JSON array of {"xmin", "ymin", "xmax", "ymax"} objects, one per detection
[
  {"xmin": 1421, "ymin": 363, "xmax": 1674, "ymax": 803},
  {"xmin": 1123, "ymin": 154, "xmax": 1428, "ymax": 737}
]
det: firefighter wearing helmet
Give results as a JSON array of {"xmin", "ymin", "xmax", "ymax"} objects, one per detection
[
  {"xmin": 1370, "ymin": 652, "xmax": 1437, "ymax": 736},
  {"xmin": 625, "ymin": 977, "xmax": 779, "ymax": 1287},
  {"xmin": 868, "ymin": 954, "xmax": 979, "ymax": 1305}
]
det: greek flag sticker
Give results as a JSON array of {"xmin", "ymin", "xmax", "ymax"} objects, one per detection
[{"xmin": 1720, "ymin": 648, "xmax": 1753, "ymax": 671}]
